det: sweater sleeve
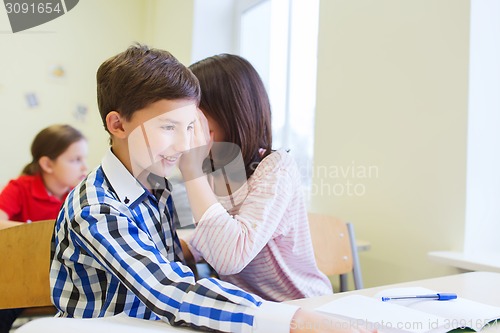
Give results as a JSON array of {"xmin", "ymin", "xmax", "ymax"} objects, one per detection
[{"xmin": 189, "ymin": 153, "xmax": 295, "ymax": 275}]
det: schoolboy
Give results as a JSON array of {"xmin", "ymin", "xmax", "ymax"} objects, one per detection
[{"xmin": 49, "ymin": 44, "xmax": 370, "ymax": 333}]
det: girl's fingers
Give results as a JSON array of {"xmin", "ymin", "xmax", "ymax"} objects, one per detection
[
  {"xmin": 192, "ymin": 120, "xmax": 205, "ymax": 148},
  {"xmin": 208, "ymin": 132, "xmax": 214, "ymax": 151},
  {"xmin": 196, "ymin": 109, "xmax": 211, "ymax": 144}
]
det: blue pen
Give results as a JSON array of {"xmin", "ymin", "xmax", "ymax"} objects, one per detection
[{"xmin": 381, "ymin": 293, "xmax": 457, "ymax": 302}]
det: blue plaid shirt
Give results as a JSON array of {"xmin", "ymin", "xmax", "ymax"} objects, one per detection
[{"xmin": 50, "ymin": 149, "xmax": 298, "ymax": 333}]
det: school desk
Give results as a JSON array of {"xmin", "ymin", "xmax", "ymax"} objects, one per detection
[{"xmin": 15, "ymin": 271, "xmax": 500, "ymax": 332}]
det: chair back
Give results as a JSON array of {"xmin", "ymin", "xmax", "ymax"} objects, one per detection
[
  {"xmin": 0, "ymin": 220, "xmax": 55, "ymax": 309},
  {"xmin": 308, "ymin": 213, "xmax": 353, "ymax": 275},
  {"xmin": 308, "ymin": 212, "xmax": 363, "ymax": 291}
]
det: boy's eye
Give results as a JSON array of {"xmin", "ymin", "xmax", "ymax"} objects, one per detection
[
  {"xmin": 187, "ymin": 124, "xmax": 194, "ymax": 130},
  {"xmin": 162, "ymin": 125, "xmax": 175, "ymax": 131}
]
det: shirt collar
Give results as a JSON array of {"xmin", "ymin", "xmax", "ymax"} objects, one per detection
[{"xmin": 101, "ymin": 149, "xmax": 149, "ymax": 208}]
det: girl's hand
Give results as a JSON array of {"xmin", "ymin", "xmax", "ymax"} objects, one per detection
[
  {"xmin": 192, "ymin": 108, "xmax": 211, "ymax": 149},
  {"xmin": 179, "ymin": 109, "xmax": 213, "ymax": 181}
]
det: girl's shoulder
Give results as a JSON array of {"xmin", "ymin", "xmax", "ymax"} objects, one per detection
[
  {"xmin": 4, "ymin": 173, "xmax": 41, "ymax": 188},
  {"xmin": 252, "ymin": 149, "xmax": 299, "ymax": 178},
  {"xmin": 0, "ymin": 174, "xmax": 43, "ymax": 199},
  {"xmin": 263, "ymin": 148, "xmax": 297, "ymax": 166}
]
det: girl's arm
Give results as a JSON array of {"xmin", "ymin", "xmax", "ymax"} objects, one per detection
[
  {"xmin": 179, "ymin": 109, "xmax": 217, "ymax": 221},
  {"xmin": 179, "ymin": 237, "xmax": 195, "ymax": 264},
  {"xmin": 180, "ymin": 111, "xmax": 296, "ymax": 275},
  {"xmin": 182, "ymin": 175, "xmax": 217, "ymax": 222},
  {"xmin": 0, "ymin": 209, "xmax": 23, "ymax": 230},
  {"xmin": 185, "ymin": 153, "xmax": 295, "ymax": 275}
]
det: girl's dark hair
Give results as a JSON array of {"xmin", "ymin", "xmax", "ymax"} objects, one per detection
[
  {"xmin": 22, "ymin": 124, "xmax": 85, "ymax": 175},
  {"xmin": 189, "ymin": 54, "xmax": 272, "ymax": 178},
  {"xmin": 96, "ymin": 43, "xmax": 200, "ymax": 132}
]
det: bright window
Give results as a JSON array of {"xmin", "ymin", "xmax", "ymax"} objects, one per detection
[{"xmin": 237, "ymin": 0, "xmax": 320, "ymax": 199}]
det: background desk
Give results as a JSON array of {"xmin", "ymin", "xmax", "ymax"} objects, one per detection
[
  {"xmin": 428, "ymin": 251, "xmax": 500, "ymax": 273},
  {"xmin": 17, "ymin": 272, "xmax": 500, "ymax": 332}
]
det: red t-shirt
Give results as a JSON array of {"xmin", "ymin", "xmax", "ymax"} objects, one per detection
[{"xmin": 0, "ymin": 174, "xmax": 68, "ymax": 223}]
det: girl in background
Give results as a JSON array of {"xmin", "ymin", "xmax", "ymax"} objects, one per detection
[
  {"xmin": 0, "ymin": 124, "xmax": 88, "ymax": 333},
  {"xmin": 0, "ymin": 124, "xmax": 88, "ymax": 230},
  {"xmin": 181, "ymin": 54, "xmax": 333, "ymax": 302},
  {"xmin": 0, "ymin": 125, "xmax": 88, "ymax": 229}
]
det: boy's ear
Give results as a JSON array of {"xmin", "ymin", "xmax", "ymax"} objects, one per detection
[
  {"xmin": 106, "ymin": 111, "xmax": 127, "ymax": 139},
  {"xmin": 38, "ymin": 156, "xmax": 53, "ymax": 174}
]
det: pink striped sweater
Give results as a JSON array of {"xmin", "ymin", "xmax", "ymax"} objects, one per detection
[{"xmin": 187, "ymin": 149, "xmax": 333, "ymax": 302}]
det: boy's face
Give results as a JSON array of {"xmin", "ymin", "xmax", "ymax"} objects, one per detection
[{"xmin": 125, "ymin": 99, "xmax": 197, "ymax": 179}]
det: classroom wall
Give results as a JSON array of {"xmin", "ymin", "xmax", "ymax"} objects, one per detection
[
  {"xmin": 0, "ymin": 0, "xmax": 198, "ymax": 185},
  {"xmin": 311, "ymin": 0, "xmax": 470, "ymax": 287},
  {"xmin": 1, "ymin": 0, "xmax": 471, "ymax": 288},
  {"xmin": 143, "ymin": 0, "xmax": 194, "ymax": 65},
  {"xmin": 0, "ymin": 0, "xmax": 150, "ymax": 184}
]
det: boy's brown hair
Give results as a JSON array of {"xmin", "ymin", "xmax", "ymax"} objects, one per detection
[{"xmin": 96, "ymin": 44, "xmax": 200, "ymax": 132}]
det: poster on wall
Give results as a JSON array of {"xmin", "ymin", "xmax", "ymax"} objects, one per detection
[
  {"xmin": 48, "ymin": 64, "xmax": 67, "ymax": 83},
  {"xmin": 25, "ymin": 92, "xmax": 39, "ymax": 108},
  {"xmin": 73, "ymin": 104, "xmax": 88, "ymax": 122}
]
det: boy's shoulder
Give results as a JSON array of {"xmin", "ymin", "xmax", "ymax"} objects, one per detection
[{"xmin": 68, "ymin": 166, "xmax": 114, "ymax": 205}]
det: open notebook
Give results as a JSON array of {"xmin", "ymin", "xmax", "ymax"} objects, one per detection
[{"xmin": 315, "ymin": 287, "xmax": 500, "ymax": 333}]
